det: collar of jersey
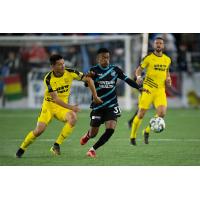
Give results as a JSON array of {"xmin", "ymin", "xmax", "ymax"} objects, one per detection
[
  {"xmin": 52, "ymin": 71, "xmax": 64, "ymax": 78},
  {"xmin": 153, "ymin": 52, "xmax": 163, "ymax": 57},
  {"xmin": 97, "ymin": 64, "xmax": 110, "ymax": 70}
]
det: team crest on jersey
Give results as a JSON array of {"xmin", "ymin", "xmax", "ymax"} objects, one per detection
[{"xmin": 111, "ymin": 71, "xmax": 116, "ymax": 76}]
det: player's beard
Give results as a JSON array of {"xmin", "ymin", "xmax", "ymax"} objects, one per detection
[{"xmin": 155, "ymin": 47, "xmax": 163, "ymax": 53}]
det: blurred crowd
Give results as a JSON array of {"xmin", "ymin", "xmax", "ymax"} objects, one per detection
[{"xmin": 0, "ymin": 33, "xmax": 200, "ymax": 97}]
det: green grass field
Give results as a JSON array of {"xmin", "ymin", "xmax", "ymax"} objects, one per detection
[{"xmin": 0, "ymin": 108, "xmax": 200, "ymax": 166}]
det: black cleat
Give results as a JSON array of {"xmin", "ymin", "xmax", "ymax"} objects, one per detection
[
  {"xmin": 50, "ymin": 143, "xmax": 61, "ymax": 155},
  {"xmin": 130, "ymin": 138, "xmax": 136, "ymax": 145},
  {"xmin": 143, "ymin": 131, "xmax": 149, "ymax": 144},
  {"xmin": 16, "ymin": 148, "xmax": 25, "ymax": 158}
]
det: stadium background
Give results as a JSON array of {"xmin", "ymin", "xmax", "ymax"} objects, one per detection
[{"xmin": 0, "ymin": 33, "xmax": 200, "ymax": 165}]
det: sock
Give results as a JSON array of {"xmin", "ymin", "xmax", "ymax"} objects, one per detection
[
  {"xmin": 20, "ymin": 131, "xmax": 36, "ymax": 151},
  {"xmin": 93, "ymin": 129, "xmax": 114, "ymax": 150},
  {"xmin": 55, "ymin": 123, "xmax": 74, "ymax": 145},
  {"xmin": 145, "ymin": 114, "xmax": 158, "ymax": 134},
  {"xmin": 144, "ymin": 125, "xmax": 151, "ymax": 134},
  {"xmin": 130, "ymin": 115, "xmax": 142, "ymax": 139}
]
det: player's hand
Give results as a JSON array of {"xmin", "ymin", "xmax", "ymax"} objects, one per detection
[
  {"xmin": 93, "ymin": 96, "xmax": 103, "ymax": 104},
  {"xmin": 166, "ymin": 77, "xmax": 172, "ymax": 87},
  {"xmin": 139, "ymin": 88, "xmax": 151, "ymax": 94},
  {"xmin": 85, "ymin": 71, "xmax": 95, "ymax": 78},
  {"xmin": 71, "ymin": 105, "xmax": 80, "ymax": 113},
  {"xmin": 136, "ymin": 76, "xmax": 143, "ymax": 86}
]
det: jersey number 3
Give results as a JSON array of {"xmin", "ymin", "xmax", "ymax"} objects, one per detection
[{"xmin": 113, "ymin": 106, "xmax": 121, "ymax": 114}]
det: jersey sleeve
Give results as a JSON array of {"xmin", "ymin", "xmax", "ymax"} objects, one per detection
[
  {"xmin": 115, "ymin": 66, "xmax": 128, "ymax": 80},
  {"xmin": 140, "ymin": 55, "xmax": 149, "ymax": 69},
  {"xmin": 44, "ymin": 72, "xmax": 56, "ymax": 92},
  {"xmin": 115, "ymin": 66, "xmax": 140, "ymax": 89},
  {"xmin": 65, "ymin": 68, "xmax": 84, "ymax": 81}
]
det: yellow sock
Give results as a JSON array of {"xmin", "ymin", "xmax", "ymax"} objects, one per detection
[
  {"xmin": 56, "ymin": 123, "xmax": 74, "ymax": 145},
  {"xmin": 130, "ymin": 115, "xmax": 142, "ymax": 139},
  {"xmin": 144, "ymin": 125, "xmax": 151, "ymax": 134},
  {"xmin": 145, "ymin": 114, "xmax": 158, "ymax": 134},
  {"xmin": 20, "ymin": 131, "xmax": 36, "ymax": 151}
]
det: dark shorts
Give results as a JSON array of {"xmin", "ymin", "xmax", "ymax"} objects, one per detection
[{"xmin": 90, "ymin": 106, "xmax": 121, "ymax": 127}]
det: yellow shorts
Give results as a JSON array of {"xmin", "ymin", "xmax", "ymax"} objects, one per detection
[
  {"xmin": 139, "ymin": 86, "xmax": 167, "ymax": 109},
  {"xmin": 37, "ymin": 101, "xmax": 71, "ymax": 125}
]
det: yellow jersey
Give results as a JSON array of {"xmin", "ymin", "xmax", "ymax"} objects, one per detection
[
  {"xmin": 140, "ymin": 53, "xmax": 171, "ymax": 89},
  {"xmin": 43, "ymin": 68, "xmax": 84, "ymax": 104}
]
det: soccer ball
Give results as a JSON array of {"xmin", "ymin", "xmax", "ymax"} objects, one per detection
[{"xmin": 149, "ymin": 117, "xmax": 165, "ymax": 133}]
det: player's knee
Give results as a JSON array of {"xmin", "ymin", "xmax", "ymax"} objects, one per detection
[
  {"xmin": 138, "ymin": 111, "xmax": 145, "ymax": 119},
  {"xmin": 33, "ymin": 127, "xmax": 45, "ymax": 137},
  {"xmin": 68, "ymin": 112, "xmax": 77, "ymax": 126}
]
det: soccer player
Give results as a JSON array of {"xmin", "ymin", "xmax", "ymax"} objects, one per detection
[
  {"xmin": 16, "ymin": 54, "xmax": 102, "ymax": 158},
  {"xmin": 80, "ymin": 48, "xmax": 148, "ymax": 158},
  {"xmin": 130, "ymin": 37, "xmax": 172, "ymax": 145}
]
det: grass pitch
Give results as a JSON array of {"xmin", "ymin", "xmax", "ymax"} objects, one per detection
[{"xmin": 0, "ymin": 108, "xmax": 200, "ymax": 166}]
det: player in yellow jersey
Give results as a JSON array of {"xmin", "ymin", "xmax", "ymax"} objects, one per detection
[
  {"xmin": 130, "ymin": 37, "xmax": 172, "ymax": 145},
  {"xmin": 16, "ymin": 54, "xmax": 102, "ymax": 158}
]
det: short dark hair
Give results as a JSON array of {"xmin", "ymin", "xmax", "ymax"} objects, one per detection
[
  {"xmin": 49, "ymin": 54, "xmax": 63, "ymax": 65},
  {"xmin": 97, "ymin": 48, "xmax": 110, "ymax": 55},
  {"xmin": 155, "ymin": 37, "xmax": 164, "ymax": 42}
]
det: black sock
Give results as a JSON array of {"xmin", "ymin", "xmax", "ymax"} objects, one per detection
[
  {"xmin": 93, "ymin": 129, "xmax": 114, "ymax": 150},
  {"xmin": 54, "ymin": 143, "xmax": 60, "ymax": 146}
]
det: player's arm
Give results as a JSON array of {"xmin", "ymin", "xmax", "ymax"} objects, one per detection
[
  {"xmin": 166, "ymin": 68, "xmax": 172, "ymax": 87},
  {"xmin": 49, "ymin": 91, "xmax": 80, "ymax": 112},
  {"xmin": 82, "ymin": 75, "xmax": 103, "ymax": 104},
  {"xmin": 116, "ymin": 67, "xmax": 150, "ymax": 93},
  {"xmin": 116, "ymin": 67, "xmax": 140, "ymax": 90},
  {"xmin": 135, "ymin": 66, "xmax": 144, "ymax": 85}
]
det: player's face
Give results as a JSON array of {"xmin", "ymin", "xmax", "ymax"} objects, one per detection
[
  {"xmin": 97, "ymin": 53, "xmax": 110, "ymax": 67},
  {"xmin": 154, "ymin": 39, "xmax": 164, "ymax": 53},
  {"xmin": 52, "ymin": 59, "xmax": 65, "ymax": 76}
]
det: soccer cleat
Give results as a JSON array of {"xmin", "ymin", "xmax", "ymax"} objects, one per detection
[
  {"xmin": 16, "ymin": 148, "xmax": 25, "ymax": 158},
  {"xmin": 143, "ymin": 130, "xmax": 149, "ymax": 144},
  {"xmin": 80, "ymin": 133, "xmax": 90, "ymax": 145},
  {"xmin": 50, "ymin": 144, "xmax": 61, "ymax": 155},
  {"xmin": 130, "ymin": 138, "xmax": 136, "ymax": 145},
  {"xmin": 86, "ymin": 149, "xmax": 96, "ymax": 158}
]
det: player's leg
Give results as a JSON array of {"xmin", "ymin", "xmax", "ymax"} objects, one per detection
[
  {"xmin": 128, "ymin": 94, "xmax": 140, "ymax": 128},
  {"xmin": 16, "ymin": 106, "xmax": 52, "ymax": 158},
  {"xmin": 80, "ymin": 127, "xmax": 99, "ymax": 145},
  {"xmin": 130, "ymin": 109, "xmax": 147, "ymax": 145},
  {"xmin": 154, "ymin": 88, "xmax": 167, "ymax": 118},
  {"xmin": 128, "ymin": 109, "xmax": 138, "ymax": 129},
  {"xmin": 51, "ymin": 109, "xmax": 77, "ymax": 155},
  {"xmin": 87, "ymin": 106, "xmax": 120, "ymax": 157},
  {"xmin": 142, "ymin": 112, "xmax": 158, "ymax": 144},
  {"xmin": 80, "ymin": 109, "xmax": 101, "ymax": 145},
  {"xmin": 87, "ymin": 120, "xmax": 116, "ymax": 158},
  {"xmin": 130, "ymin": 90, "xmax": 152, "ymax": 145},
  {"xmin": 16, "ymin": 122, "xmax": 47, "ymax": 158},
  {"xmin": 143, "ymin": 89, "xmax": 167, "ymax": 144}
]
